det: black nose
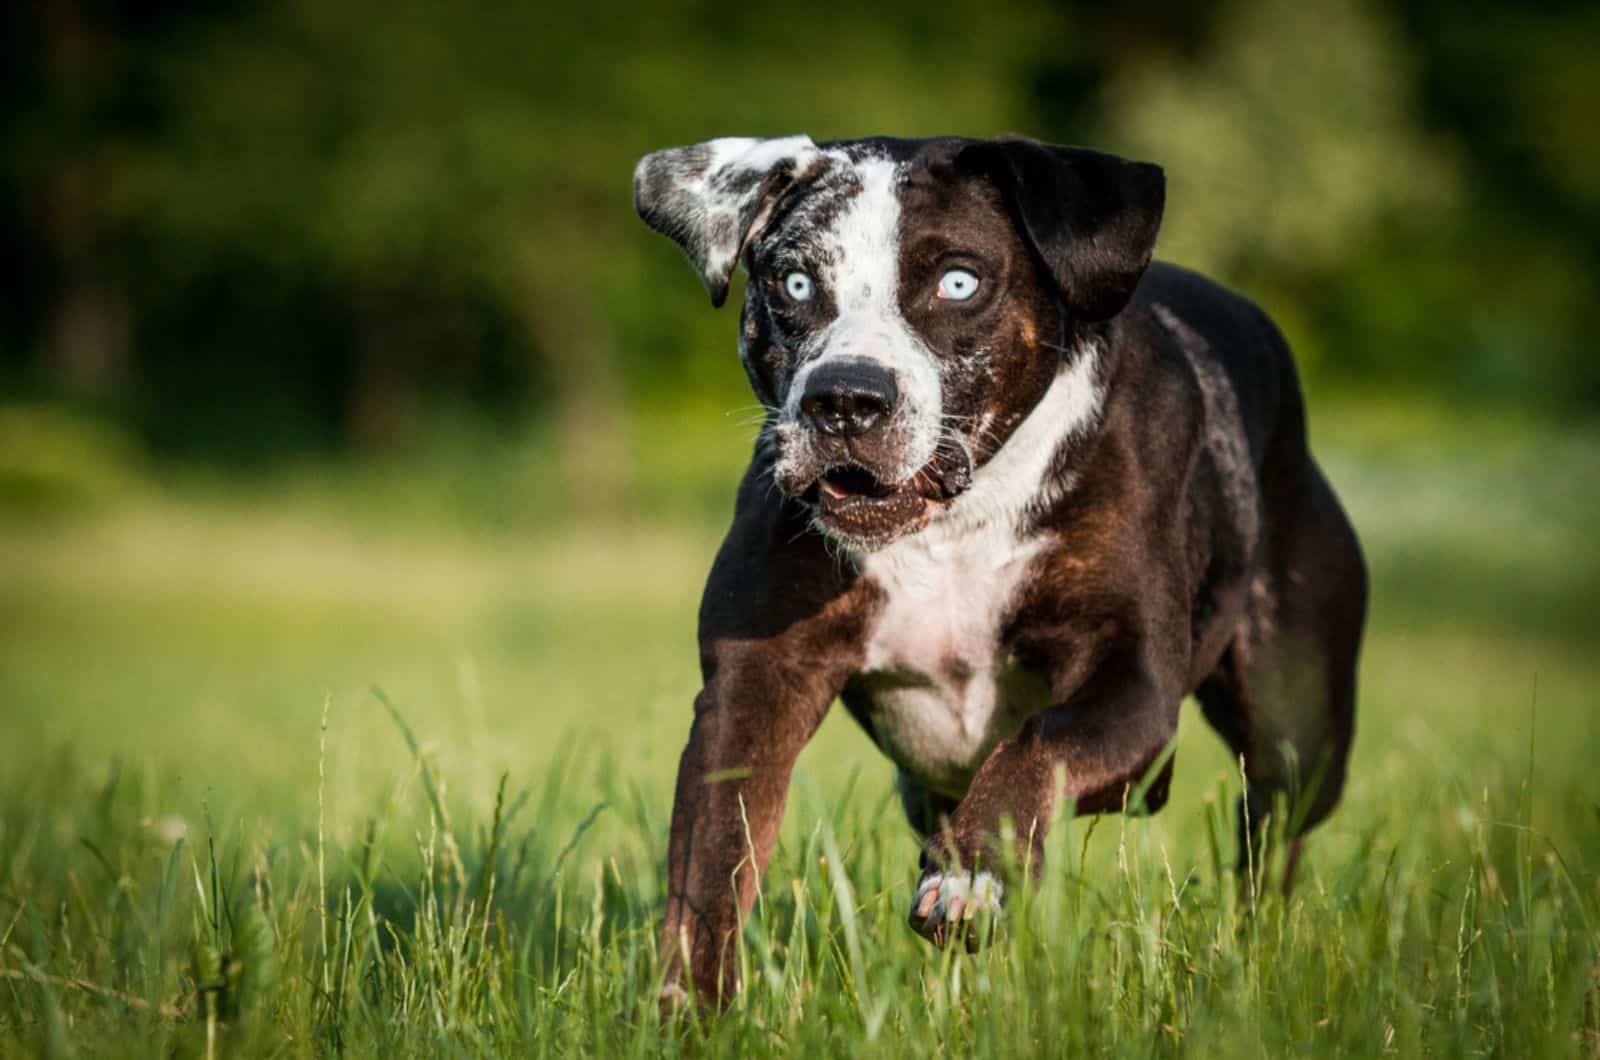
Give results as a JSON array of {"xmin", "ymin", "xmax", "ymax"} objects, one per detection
[{"xmin": 799, "ymin": 358, "xmax": 899, "ymax": 438}]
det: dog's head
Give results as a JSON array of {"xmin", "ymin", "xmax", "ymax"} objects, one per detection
[{"xmin": 634, "ymin": 135, "xmax": 1164, "ymax": 549}]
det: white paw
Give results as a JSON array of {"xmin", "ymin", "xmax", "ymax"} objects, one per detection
[
  {"xmin": 657, "ymin": 982, "xmax": 691, "ymax": 1013},
  {"xmin": 908, "ymin": 870, "xmax": 1003, "ymax": 947}
]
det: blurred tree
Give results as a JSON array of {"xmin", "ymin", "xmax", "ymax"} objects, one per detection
[
  {"xmin": 1105, "ymin": 0, "xmax": 1459, "ymax": 277},
  {"xmin": 2, "ymin": 0, "xmax": 1596, "ymax": 494},
  {"xmin": 1095, "ymin": 0, "xmax": 1463, "ymax": 378},
  {"xmin": 3, "ymin": 0, "xmax": 1066, "ymax": 510},
  {"xmin": 1026, "ymin": 0, "xmax": 1599, "ymax": 407},
  {"xmin": 1385, "ymin": 0, "xmax": 1600, "ymax": 405}
]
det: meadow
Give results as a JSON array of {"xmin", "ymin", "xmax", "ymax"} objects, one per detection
[{"xmin": 1, "ymin": 400, "xmax": 1597, "ymax": 1056}]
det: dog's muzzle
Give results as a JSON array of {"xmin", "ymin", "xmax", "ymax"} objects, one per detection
[{"xmin": 773, "ymin": 358, "xmax": 974, "ymax": 548}]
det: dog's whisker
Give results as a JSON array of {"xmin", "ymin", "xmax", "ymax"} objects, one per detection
[{"xmin": 1039, "ymin": 339, "xmax": 1092, "ymax": 359}]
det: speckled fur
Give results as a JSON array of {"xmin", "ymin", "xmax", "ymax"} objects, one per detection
[{"xmin": 635, "ymin": 135, "xmax": 1367, "ymax": 1008}]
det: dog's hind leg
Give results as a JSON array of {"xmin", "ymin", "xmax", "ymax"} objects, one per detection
[{"xmin": 1196, "ymin": 460, "xmax": 1367, "ymax": 894}]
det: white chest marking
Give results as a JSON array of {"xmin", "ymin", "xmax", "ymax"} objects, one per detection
[
  {"xmin": 848, "ymin": 348, "xmax": 1105, "ymax": 795},
  {"xmin": 854, "ymin": 525, "xmax": 1049, "ymax": 795}
]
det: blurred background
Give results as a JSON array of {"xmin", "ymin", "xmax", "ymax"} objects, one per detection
[
  {"xmin": 5, "ymin": 0, "xmax": 1599, "ymax": 494},
  {"xmin": 0, "ymin": 0, "xmax": 1596, "ymax": 833}
]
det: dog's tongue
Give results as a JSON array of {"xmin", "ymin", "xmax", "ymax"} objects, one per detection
[{"xmin": 821, "ymin": 465, "xmax": 894, "ymax": 500}]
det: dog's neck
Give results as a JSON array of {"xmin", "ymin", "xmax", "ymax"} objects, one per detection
[{"xmin": 841, "ymin": 333, "xmax": 1105, "ymax": 566}]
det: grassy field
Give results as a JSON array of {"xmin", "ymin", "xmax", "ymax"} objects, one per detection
[{"xmin": 1, "ymin": 403, "xmax": 1598, "ymax": 1056}]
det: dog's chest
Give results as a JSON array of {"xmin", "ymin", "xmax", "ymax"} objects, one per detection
[{"xmin": 846, "ymin": 529, "xmax": 1051, "ymax": 797}]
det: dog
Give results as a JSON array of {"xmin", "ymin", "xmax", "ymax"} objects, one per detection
[{"xmin": 633, "ymin": 135, "xmax": 1367, "ymax": 1006}]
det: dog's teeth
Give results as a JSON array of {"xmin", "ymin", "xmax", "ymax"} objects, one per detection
[{"xmin": 821, "ymin": 478, "xmax": 849, "ymax": 499}]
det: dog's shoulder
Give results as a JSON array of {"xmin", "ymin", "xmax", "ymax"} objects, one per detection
[
  {"xmin": 1132, "ymin": 261, "xmax": 1286, "ymax": 352},
  {"xmin": 1039, "ymin": 262, "xmax": 1297, "ymax": 551},
  {"xmin": 1128, "ymin": 261, "xmax": 1300, "ymax": 464}
]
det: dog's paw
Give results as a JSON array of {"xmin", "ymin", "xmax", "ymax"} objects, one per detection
[
  {"xmin": 658, "ymin": 982, "xmax": 691, "ymax": 1013},
  {"xmin": 907, "ymin": 870, "xmax": 1003, "ymax": 949}
]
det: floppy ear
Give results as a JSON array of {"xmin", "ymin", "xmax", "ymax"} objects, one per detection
[
  {"xmin": 633, "ymin": 135, "xmax": 823, "ymax": 308},
  {"xmin": 957, "ymin": 138, "xmax": 1165, "ymax": 322}
]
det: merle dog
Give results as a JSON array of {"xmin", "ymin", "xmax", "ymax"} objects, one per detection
[{"xmin": 633, "ymin": 135, "xmax": 1367, "ymax": 1006}]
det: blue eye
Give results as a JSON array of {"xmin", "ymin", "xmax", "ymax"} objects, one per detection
[
  {"xmin": 937, "ymin": 268, "xmax": 980, "ymax": 301},
  {"xmin": 783, "ymin": 271, "xmax": 815, "ymax": 302}
]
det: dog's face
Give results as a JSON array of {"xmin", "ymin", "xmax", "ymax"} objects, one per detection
[{"xmin": 635, "ymin": 136, "xmax": 1164, "ymax": 549}]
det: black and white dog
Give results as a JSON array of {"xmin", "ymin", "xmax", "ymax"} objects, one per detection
[{"xmin": 634, "ymin": 135, "xmax": 1367, "ymax": 1006}]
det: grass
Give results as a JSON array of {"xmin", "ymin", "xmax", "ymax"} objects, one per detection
[{"xmin": 0, "ymin": 403, "xmax": 1597, "ymax": 1056}]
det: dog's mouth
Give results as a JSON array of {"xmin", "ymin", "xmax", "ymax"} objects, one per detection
[
  {"xmin": 801, "ymin": 463, "xmax": 930, "ymax": 545},
  {"xmin": 799, "ymin": 453, "xmax": 973, "ymax": 547},
  {"xmin": 817, "ymin": 464, "xmax": 897, "ymax": 503}
]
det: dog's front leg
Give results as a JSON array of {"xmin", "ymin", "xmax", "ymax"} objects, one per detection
[
  {"xmin": 659, "ymin": 655, "xmax": 835, "ymax": 1007},
  {"xmin": 909, "ymin": 645, "xmax": 1181, "ymax": 945}
]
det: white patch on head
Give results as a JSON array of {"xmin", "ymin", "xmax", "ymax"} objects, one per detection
[
  {"xmin": 635, "ymin": 135, "xmax": 822, "ymax": 299},
  {"xmin": 848, "ymin": 345, "xmax": 1104, "ymax": 796},
  {"xmin": 703, "ymin": 136, "xmax": 821, "ymax": 283},
  {"xmin": 779, "ymin": 153, "xmax": 943, "ymax": 484},
  {"xmin": 703, "ymin": 135, "xmax": 816, "ymax": 174}
]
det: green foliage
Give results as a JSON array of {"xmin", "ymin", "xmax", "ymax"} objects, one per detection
[
  {"xmin": 1106, "ymin": 0, "xmax": 1460, "ymax": 278},
  {"xmin": 0, "ymin": 403, "xmax": 144, "ymax": 514},
  {"xmin": 3, "ymin": 0, "xmax": 1597, "ymax": 468},
  {"xmin": 0, "ymin": 423, "xmax": 1596, "ymax": 1054},
  {"xmin": 0, "ymin": 696, "xmax": 1595, "ymax": 1055}
]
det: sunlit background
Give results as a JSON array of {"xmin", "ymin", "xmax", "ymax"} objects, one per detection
[
  {"xmin": 1, "ymin": 0, "xmax": 1597, "ymax": 1049},
  {"xmin": 5, "ymin": 0, "xmax": 1598, "ymax": 844}
]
